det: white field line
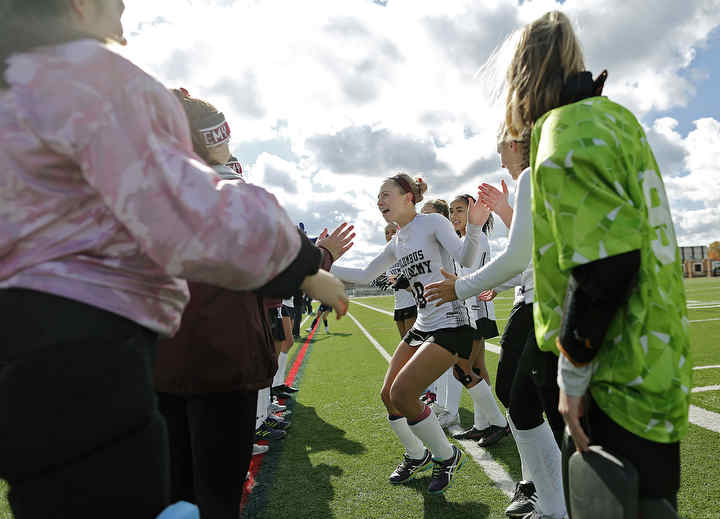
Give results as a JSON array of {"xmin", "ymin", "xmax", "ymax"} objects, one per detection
[
  {"xmin": 351, "ymin": 301, "xmax": 720, "ymax": 436},
  {"xmin": 347, "ymin": 312, "xmax": 392, "ymax": 363},
  {"xmin": 689, "ymin": 406, "xmax": 720, "ymax": 434},
  {"xmin": 347, "ymin": 309, "xmax": 515, "ymax": 498},
  {"xmin": 688, "ymin": 317, "xmax": 720, "ymax": 323},
  {"xmin": 351, "ymin": 300, "xmax": 394, "ymax": 316},
  {"xmin": 692, "ymin": 385, "xmax": 720, "ymax": 393},
  {"xmin": 694, "ymin": 365, "xmax": 720, "ymax": 370}
]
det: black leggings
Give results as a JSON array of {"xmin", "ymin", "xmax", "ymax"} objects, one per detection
[
  {"xmin": 0, "ymin": 288, "xmax": 168, "ymax": 519},
  {"xmin": 158, "ymin": 390, "xmax": 259, "ymax": 519},
  {"xmin": 496, "ymin": 302, "xmax": 564, "ymax": 445}
]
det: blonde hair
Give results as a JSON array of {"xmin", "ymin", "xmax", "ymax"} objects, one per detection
[
  {"xmin": 385, "ymin": 173, "xmax": 428, "ymax": 204},
  {"xmin": 505, "ymin": 11, "xmax": 584, "ymax": 137}
]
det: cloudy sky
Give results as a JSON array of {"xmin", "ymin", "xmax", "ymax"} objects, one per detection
[{"xmin": 121, "ymin": 0, "xmax": 720, "ymax": 267}]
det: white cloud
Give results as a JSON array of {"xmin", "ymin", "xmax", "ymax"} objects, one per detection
[{"xmin": 120, "ymin": 0, "xmax": 720, "ymax": 267}]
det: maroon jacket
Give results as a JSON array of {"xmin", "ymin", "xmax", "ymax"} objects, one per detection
[{"xmin": 154, "ymin": 239, "xmax": 333, "ymax": 394}]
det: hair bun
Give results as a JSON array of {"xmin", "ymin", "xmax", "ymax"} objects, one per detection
[{"xmin": 415, "ymin": 177, "xmax": 428, "ymax": 196}]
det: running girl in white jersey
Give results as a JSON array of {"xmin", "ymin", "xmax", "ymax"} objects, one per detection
[
  {"xmin": 385, "ymin": 223, "xmax": 417, "ymax": 338},
  {"xmin": 447, "ymin": 195, "xmax": 509, "ymax": 445},
  {"xmin": 331, "ymin": 173, "xmax": 489, "ymax": 494}
]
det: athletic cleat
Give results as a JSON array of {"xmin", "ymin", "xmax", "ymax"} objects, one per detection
[
  {"xmin": 452, "ymin": 425, "xmax": 489, "ymax": 440},
  {"xmin": 477, "ymin": 424, "xmax": 510, "ymax": 447},
  {"xmin": 255, "ymin": 423, "xmax": 287, "ymax": 441},
  {"xmin": 505, "ymin": 480, "xmax": 537, "ymax": 517},
  {"xmin": 437, "ymin": 409, "xmax": 460, "ymax": 429},
  {"xmin": 388, "ymin": 449, "xmax": 432, "ymax": 484},
  {"xmin": 273, "ymin": 384, "xmax": 299, "ymax": 394},
  {"xmin": 305, "ymin": 327, "xmax": 313, "ymax": 332},
  {"xmin": 265, "ymin": 415, "xmax": 291, "ymax": 430},
  {"xmin": 427, "ymin": 446, "xmax": 464, "ymax": 494},
  {"xmin": 269, "ymin": 401, "xmax": 287, "ymax": 413},
  {"xmin": 324, "ymin": 326, "xmax": 329, "ymax": 333},
  {"xmin": 252, "ymin": 443, "xmax": 269, "ymax": 456},
  {"xmin": 420, "ymin": 391, "xmax": 437, "ymax": 404},
  {"xmin": 519, "ymin": 512, "xmax": 551, "ymax": 519}
]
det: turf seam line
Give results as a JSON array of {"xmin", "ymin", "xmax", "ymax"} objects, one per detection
[{"xmin": 347, "ymin": 309, "xmax": 515, "ymax": 498}]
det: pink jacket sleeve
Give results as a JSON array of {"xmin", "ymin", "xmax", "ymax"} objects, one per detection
[{"xmin": 8, "ymin": 44, "xmax": 301, "ymax": 291}]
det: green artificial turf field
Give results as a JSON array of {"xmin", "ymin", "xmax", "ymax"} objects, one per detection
[{"xmin": 1, "ymin": 278, "xmax": 718, "ymax": 518}]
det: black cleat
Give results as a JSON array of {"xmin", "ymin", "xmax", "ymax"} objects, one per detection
[
  {"xmin": 452, "ymin": 425, "xmax": 489, "ymax": 440},
  {"xmin": 272, "ymin": 384, "xmax": 299, "ymax": 395},
  {"xmin": 264, "ymin": 415, "xmax": 291, "ymax": 430},
  {"xmin": 255, "ymin": 423, "xmax": 287, "ymax": 441},
  {"xmin": 477, "ymin": 424, "xmax": 510, "ymax": 447},
  {"xmin": 388, "ymin": 449, "xmax": 432, "ymax": 484},
  {"xmin": 427, "ymin": 446, "xmax": 464, "ymax": 494},
  {"xmin": 505, "ymin": 480, "xmax": 537, "ymax": 517}
]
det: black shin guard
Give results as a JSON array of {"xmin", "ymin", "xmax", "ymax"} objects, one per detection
[{"xmin": 453, "ymin": 364, "xmax": 473, "ymax": 387}]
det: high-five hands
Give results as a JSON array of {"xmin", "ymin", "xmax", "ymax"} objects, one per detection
[
  {"xmin": 316, "ymin": 223, "xmax": 355, "ymax": 261},
  {"xmin": 425, "ymin": 268, "xmax": 459, "ymax": 305},
  {"xmin": 467, "ymin": 193, "xmax": 492, "ymax": 227}
]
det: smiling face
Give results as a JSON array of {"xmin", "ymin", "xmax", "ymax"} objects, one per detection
[
  {"xmin": 449, "ymin": 198, "xmax": 469, "ymax": 235},
  {"xmin": 377, "ymin": 181, "xmax": 412, "ymax": 223}
]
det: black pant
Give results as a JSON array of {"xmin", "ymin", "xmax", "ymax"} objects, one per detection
[
  {"xmin": 585, "ymin": 396, "xmax": 680, "ymax": 503},
  {"xmin": 158, "ymin": 390, "xmax": 258, "ymax": 519},
  {"xmin": 497, "ymin": 302, "xmax": 563, "ymax": 445},
  {"xmin": 0, "ymin": 288, "xmax": 168, "ymax": 519}
]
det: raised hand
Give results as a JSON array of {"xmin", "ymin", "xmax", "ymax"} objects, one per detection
[
  {"xmin": 467, "ymin": 193, "xmax": 492, "ymax": 227},
  {"xmin": 316, "ymin": 223, "xmax": 355, "ymax": 261},
  {"xmin": 478, "ymin": 180, "xmax": 513, "ymax": 227},
  {"xmin": 424, "ymin": 268, "xmax": 459, "ymax": 305}
]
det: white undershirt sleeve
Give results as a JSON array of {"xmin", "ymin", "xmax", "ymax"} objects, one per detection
[
  {"xmin": 493, "ymin": 273, "xmax": 523, "ymax": 293},
  {"xmin": 330, "ymin": 239, "xmax": 397, "ymax": 285},
  {"xmin": 455, "ymin": 168, "xmax": 532, "ymax": 301}
]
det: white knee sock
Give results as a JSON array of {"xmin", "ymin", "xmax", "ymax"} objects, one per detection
[
  {"xmin": 507, "ymin": 413, "xmax": 529, "ymax": 480},
  {"xmin": 388, "ymin": 416, "xmax": 426, "ymax": 459},
  {"xmin": 256, "ymin": 387, "xmax": 271, "ymax": 429},
  {"xmin": 512, "ymin": 418, "xmax": 566, "ymax": 519},
  {"xmin": 272, "ymin": 351, "xmax": 288, "ymax": 387},
  {"xmin": 468, "ymin": 380, "xmax": 507, "ymax": 429},
  {"xmin": 435, "ymin": 368, "xmax": 451, "ymax": 409},
  {"xmin": 408, "ymin": 407, "xmax": 453, "ymax": 461},
  {"xmin": 445, "ymin": 375, "xmax": 462, "ymax": 417}
]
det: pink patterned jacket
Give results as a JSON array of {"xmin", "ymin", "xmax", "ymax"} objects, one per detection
[{"xmin": 0, "ymin": 40, "xmax": 300, "ymax": 336}]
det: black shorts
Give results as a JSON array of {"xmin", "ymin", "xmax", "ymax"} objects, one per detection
[
  {"xmin": 280, "ymin": 305, "xmax": 293, "ymax": 318},
  {"xmin": 585, "ymin": 396, "xmax": 680, "ymax": 501},
  {"xmin": 473, "ymin": 317, "xmax": 499, "ymax": 340},
  {"xmin": 269, "ymin": 309, "xmax": 285, "ymax": 341},
  {"xmin": 318, "ymin": 304, "xmax": 332, "ymax": 313},
  {"xmin": 393, "ymin": 305, "xmax": 417, "ymax": 322},
  {"xmin": 402, "ymin": 325, "xmax": 475, "ymax": 359}
]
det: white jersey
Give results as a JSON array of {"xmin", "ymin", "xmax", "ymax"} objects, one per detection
[
  {"xmin": 454, "ymin": 233, "xmax": 496, "ymax": 323},
  {"xmin": 387, "ymin": 261, "xmax": 416, "ymax": 310},
  {"xmin": 332, "ymin": 213, "xmax": 484, "ymax": 332},
  {"xmin": 281, "ymin": 297, "xmax": 294, "ymax": 308}
]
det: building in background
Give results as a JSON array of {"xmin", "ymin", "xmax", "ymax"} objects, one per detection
[{"xmin": 680, "ymin": 245, "xmax": 719, "ymax": 277}]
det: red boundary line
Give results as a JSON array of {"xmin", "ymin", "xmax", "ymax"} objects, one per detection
[{"xmin": 239, "ymin": 319, "xmax": 319, "ymax": 512}]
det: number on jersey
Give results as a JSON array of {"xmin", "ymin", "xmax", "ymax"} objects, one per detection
[{"xmin": 412, "ymin": 282, "xmax": 427, "ymax": 309}]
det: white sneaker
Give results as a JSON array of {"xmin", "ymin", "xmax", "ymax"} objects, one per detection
[{"xmin": 252, "ymin": 443, "xmax": 269, "ymax": 456}]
